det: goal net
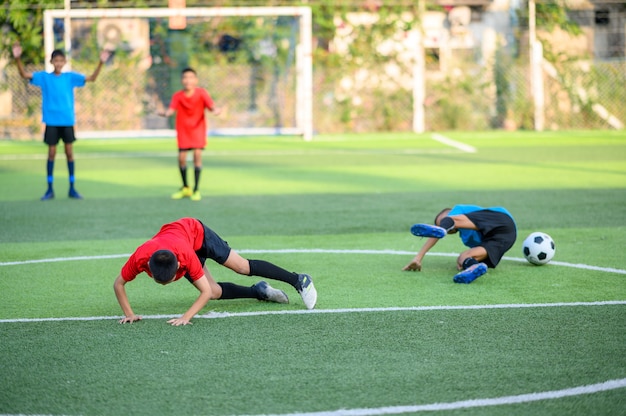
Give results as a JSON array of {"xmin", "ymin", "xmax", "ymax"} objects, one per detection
[{"xmin": 43, "ymin": 6, "xmax": 313, "ymax": 140}]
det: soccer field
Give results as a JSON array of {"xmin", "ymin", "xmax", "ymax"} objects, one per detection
[{"xmin": 0, "ymin": 131, "xmax": 625, "ymax": 416}]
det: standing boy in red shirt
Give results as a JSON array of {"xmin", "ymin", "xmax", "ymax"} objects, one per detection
[{"xmin": 159, "ymin": 68, "xmax": 220, "ymax": 201}]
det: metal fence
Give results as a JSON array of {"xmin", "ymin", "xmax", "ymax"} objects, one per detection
[{"xmin": 1, "ymin": 1, "xmax": 624, "ymax": 139}]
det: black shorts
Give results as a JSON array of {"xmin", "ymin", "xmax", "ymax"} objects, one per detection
[
  {"xmin": 465, "ymin": 210, "xmax": 517, "ymax": 268},
  {"xmin": 178, "ymin": 147, "xmax": 205, "ymax": 152},
  {"xmin": 44, "ymin": 126, "xmax": 76, "ymax": 145},
  {"xmin": 185, "ymin": 221, "xmax": 232, "ymax": 282}
]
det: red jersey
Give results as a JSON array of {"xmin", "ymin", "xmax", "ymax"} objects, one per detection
[
  {"xmin": 121, "ymin": 218, "xmax": 206, "ymax": 282},
  {"xmin": 169, "ymin": 88, "xmax": 215, "ymax": 149}
]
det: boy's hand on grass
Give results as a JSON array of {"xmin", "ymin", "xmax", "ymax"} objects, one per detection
[
  {"xmin": 119, "ymin": 315, "xmax": 142, "ymax": 324},
  {"xmin": 403, "ymin": 259, "xmax": 422, "ymax": 272},
  {"xmin": 167, "ymin": 318, "xmax": 192, "ymax": 326}
]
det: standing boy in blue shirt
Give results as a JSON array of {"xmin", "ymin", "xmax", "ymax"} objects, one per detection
[
  {"xmin": 13, "ymin": 43, "xmax": 110, "ymax": 200},
  {"xmin": 403, "ymin": 204, "xmax": 517, "ymax": 284}
]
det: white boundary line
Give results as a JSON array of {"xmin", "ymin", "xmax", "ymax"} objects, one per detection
[
  {"xmin": 1, "ymin": 300, "xmax": 624, "ymax": 324},
  {"xmin": 237, "ymin": 378, "xmax": 626, "ymax": 416},
  {"xmin": 431, "ymin": 133, "xmax": 477, "ymax": 153},
  {"xmin": 1, "ymin": 249, "xmax": 624, "ymax": 275}
]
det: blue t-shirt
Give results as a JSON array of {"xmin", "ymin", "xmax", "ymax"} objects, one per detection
[
  {"xmin": 448, "ymin": 204, "xmax": 515, "ymax": 248},
  {"xmin": 31, "ymin": 71, "xmax": 86, "ymax": 126}
]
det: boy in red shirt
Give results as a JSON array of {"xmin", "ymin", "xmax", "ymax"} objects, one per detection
[
  {"xmin": 159, "ymin": 68, "xmax": 220, "ymax": 201},
  {"xmin": 113, "ymin": 217, "xmax": 317, "ymax": 326}
]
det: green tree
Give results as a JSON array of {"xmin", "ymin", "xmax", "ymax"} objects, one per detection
[{"xmin": 0, "ymin": 0, "xmax": 63, "ymax": 63}]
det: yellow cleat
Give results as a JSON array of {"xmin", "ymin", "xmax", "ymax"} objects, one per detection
[
  {"xmin": 171, "ymin": 187, "xmax": 192, "ymax": 199},
  {"xmin": 190, "ymin": 190, "xmax": 202, "ymax": 201}
]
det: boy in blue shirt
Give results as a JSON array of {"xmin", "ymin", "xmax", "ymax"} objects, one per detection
[
  {"xmin": 13, "ymin": 43, "xmax": 110, "ymax": 200},
  {"xmin": 403, "ymin": 205, "xmax": 517, "ymax": 284}
]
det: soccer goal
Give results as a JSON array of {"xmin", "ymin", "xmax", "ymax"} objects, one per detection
[{"xmin": 43, "ymin": 6, "xmax": 313, "ymax": 140}]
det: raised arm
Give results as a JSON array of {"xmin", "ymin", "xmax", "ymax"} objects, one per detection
[
  {"xmin": 402, "ymin": 237, "xmax": 440, "ymax": 272},
  {"xmin": 85, "ymin": 50, "xmax": 111, "ymax": 82},
  {"xmin": 167, "ymin": 275, "xmax": 213, "ymax": 326},
  {"xmin": 12, "ymin": 44, "xmax": 32, "ymax": 80},
  {"xmin": 113, "ymin": 274, "xmax": 142, "ymax": 324}
]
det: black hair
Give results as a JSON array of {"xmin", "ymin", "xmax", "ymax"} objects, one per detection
[
  {"xmin": 434, "ymin": 208, "xmax": 452, "ymax": 225},
  {"xmin": 181, "ymin": 67, "xmax": 197, "ymax": 76},
  {"xmin": 148, "ymin": 250, "xmax": 178, "ymax": 283},
  {"xmin": 51, "ymin": 49, "xmax": 65, "ymax": 60}
]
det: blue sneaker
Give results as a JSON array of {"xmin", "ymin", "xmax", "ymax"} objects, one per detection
[
  {"xmin": 68, "ymin": 189, "xmax": 83, "ymax": 199},
  {"xmin": 453, "ymin": 263, "xmax": 488, "ymax": 284},
  {"xmin": 410, "ymin": 223, "xmax": 447, "ymax": 238},
  {"xmin": 40, "ymin": 189, "xmax": 54, "ymax": 201}
]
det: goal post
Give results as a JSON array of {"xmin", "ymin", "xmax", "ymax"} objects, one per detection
[{"xmin": 43, "ymin": 6, "xmax": 313, "ymax": 141}]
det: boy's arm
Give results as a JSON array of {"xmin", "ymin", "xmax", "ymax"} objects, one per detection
[
  {"xmin": 12, "ymin": 44, "xmax": 32, "ymax": 80},
  {"xmin": 85, "ymin": 50, "xmax": 111, "ymax": 82},
  {"xmin": 113, "ymin": 274, "xmax": 142, "ymax": 323},
  {"xmin": 167, "ymin": 276, "xmax": 213, "ymax": 326},
  {"xmin": 158, "ymin": 107, "xmax": 176, "ymax": 117},
  {"xmin": 403, "ymin": 237, "xmax": 439, "ymax": 271}
]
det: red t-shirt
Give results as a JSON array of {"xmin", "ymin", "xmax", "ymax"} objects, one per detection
[
  {"xmin": 169, "ymin": 88, "xmax": 215, "ymax": 149},
  {"xmin": 121, "ymin": 218, "xmax": 206, "ymax": 282}
]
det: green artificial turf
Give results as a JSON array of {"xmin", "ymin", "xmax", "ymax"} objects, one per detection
[{"xmin": 0, "ymin": 131, "xmax": 625, "ymax": 415}]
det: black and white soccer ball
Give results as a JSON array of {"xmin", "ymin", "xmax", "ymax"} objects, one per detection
[{"xmin": 522, "ymin": 232, "xmax": 556, "ymax": 265}]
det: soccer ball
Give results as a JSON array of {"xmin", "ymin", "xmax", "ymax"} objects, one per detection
[{"xmin": 522, "ymin": 232, "xmax": 556, "ymax": 265}]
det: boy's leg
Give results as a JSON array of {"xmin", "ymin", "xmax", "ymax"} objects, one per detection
[
  {"xmin": 64, "ymin": 142, "xmax": 82, "ymax": 199},
  {"xmin": 194, "ymin": 266, "xmax": 288, "ymax": 303},
  {"xmin": 41, "ymin": 145, "xmax": 56, "ymax": 200},
  {"xmin": 452, "ymin": 247, "xmax": 488, "ymax": 284},
  {"xmin": 190, "ymin": 148, "xmax": 202, "ymax": 201},
  {"xmin": 171, "ymin": 150, "xmax": 192, "ymax": 199},
  {"xmin": 222, "ymin": 250, "xmax": 317, "ymax": 309}
]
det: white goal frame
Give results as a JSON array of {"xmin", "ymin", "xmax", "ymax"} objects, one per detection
[{"xmin": 43, "ymin": 6, "xmax": 313, "ymax": 141}]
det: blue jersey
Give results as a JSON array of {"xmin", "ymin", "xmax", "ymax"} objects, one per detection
[
  {"xmin": 448, "ymin": 204, "xmax": 515, "ymax": 248},
  {"xmin": 31, "ymin": 71, "xmax": 86, "ymax": 126}
]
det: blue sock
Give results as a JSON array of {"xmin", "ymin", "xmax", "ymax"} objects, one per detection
[
  {"xmin": 67, "ymin": 160, "xmax": 75, "ymax": 190},
  {"xmin": 46, "ymin": 160, "xmax": 54, "ymax": 191}
]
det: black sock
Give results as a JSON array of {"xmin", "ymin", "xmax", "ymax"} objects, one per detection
[
  {"xmin": 462, "ymin": 257, "xmax": 479, "ymax": 270},
  {"xmin": 194, "ymin": 167, "xmax": 201, "ymax": 192},
  {"xmin": 248, "ymin": 260, "xmax": 300, "ymax": 289},
  {"xmin": 440, "ymin": 216, "xmax": 455, "ymax": 232},
  {"xmin": 218, "ymin": 282, "xmax": 257, "ymax": 299},
  {"xmin": 180, "ymin": 166, "xmax": 188, "ymax": 188}
]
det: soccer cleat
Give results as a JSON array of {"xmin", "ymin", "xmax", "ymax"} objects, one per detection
[
  {"xmin": 190, "ymin": 191, "xmax": 202, "ymax": 201},
  {"xmin": 453, "ymin": 262, "xmax": 488, "ymax": 284},
  {"xmin": 252, "ymin": 281, "xmax": 289, "ymax": 304},
  {"xmin": 40, "ymin": 189, "xmax": 55, "ymax": 201},
  {"xmin": 171, "ymin": 187, "xmax": 192, "ymax": 200},
  {"xmin": 297, "ymin": 274, "xmax": 317, "ymax": 310},
  {"xmin": 68, "ymin": 189, "xmax": 83, "ymax": 199},
  {"xmin": 410, "ymin": 223, "xmax": 447, "ymax": 239}
]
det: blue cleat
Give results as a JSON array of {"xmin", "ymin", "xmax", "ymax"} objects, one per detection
[
  {"xmin": 68, "ymin": 189, "xmax": 83, "ymax": 199},
  {"xmin": 410, "ymin": 223, "xmax": 447, "ymax": 238},
  {"xmin": 453, "ymin": 263, "xmax": 488, "ymax": 284},
  {"xmin": 40, "ymin": 189, "xmax": 55, "ymax": 201}
]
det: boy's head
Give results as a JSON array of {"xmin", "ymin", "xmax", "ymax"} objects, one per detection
[
  {"xmin": 434, "ymin": 208, "xmax": 452, "ymax": 226},
  {"xmin": 50, "ymin": 49, "xmax": 66, "ymax": 73},
  {"xmin": 181, "ymin": 67, "xmax": 198, "ymax": 91},
  {"xmin": 148, "ymin": 250, "xmax": 178, "ymax": 284}
]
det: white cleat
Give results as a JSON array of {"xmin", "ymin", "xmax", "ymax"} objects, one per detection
[
  {"xmin": 297, "ymin": 274, "xmax": 317, "ymax": 310},
  {"xmin": 253, "ymin": 281, "xmax": 289, "ymax": 304}
]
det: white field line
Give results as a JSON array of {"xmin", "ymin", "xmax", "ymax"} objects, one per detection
[
  {"xmin": 236, "ymin": 378, "xmax": 626, "ymax": 416},
  {"xmin": 1, "ymin": 300, "xmax": 624, "ymax": 324},
  {"xmin": 431, "ymin": 133, "xmax": 477, "ymax": 153},
  {"xmin": 1, "ymin": 249, "xmax": 624, "ymax": 275},
  {"xmin": 0, "ymin": 148, "xmax": 460, "ymax": 161}
]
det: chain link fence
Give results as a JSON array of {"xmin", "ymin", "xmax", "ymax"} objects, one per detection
[{"xmin": 1, "ymin": 1, "xmax": 624, "ymax": 139}]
